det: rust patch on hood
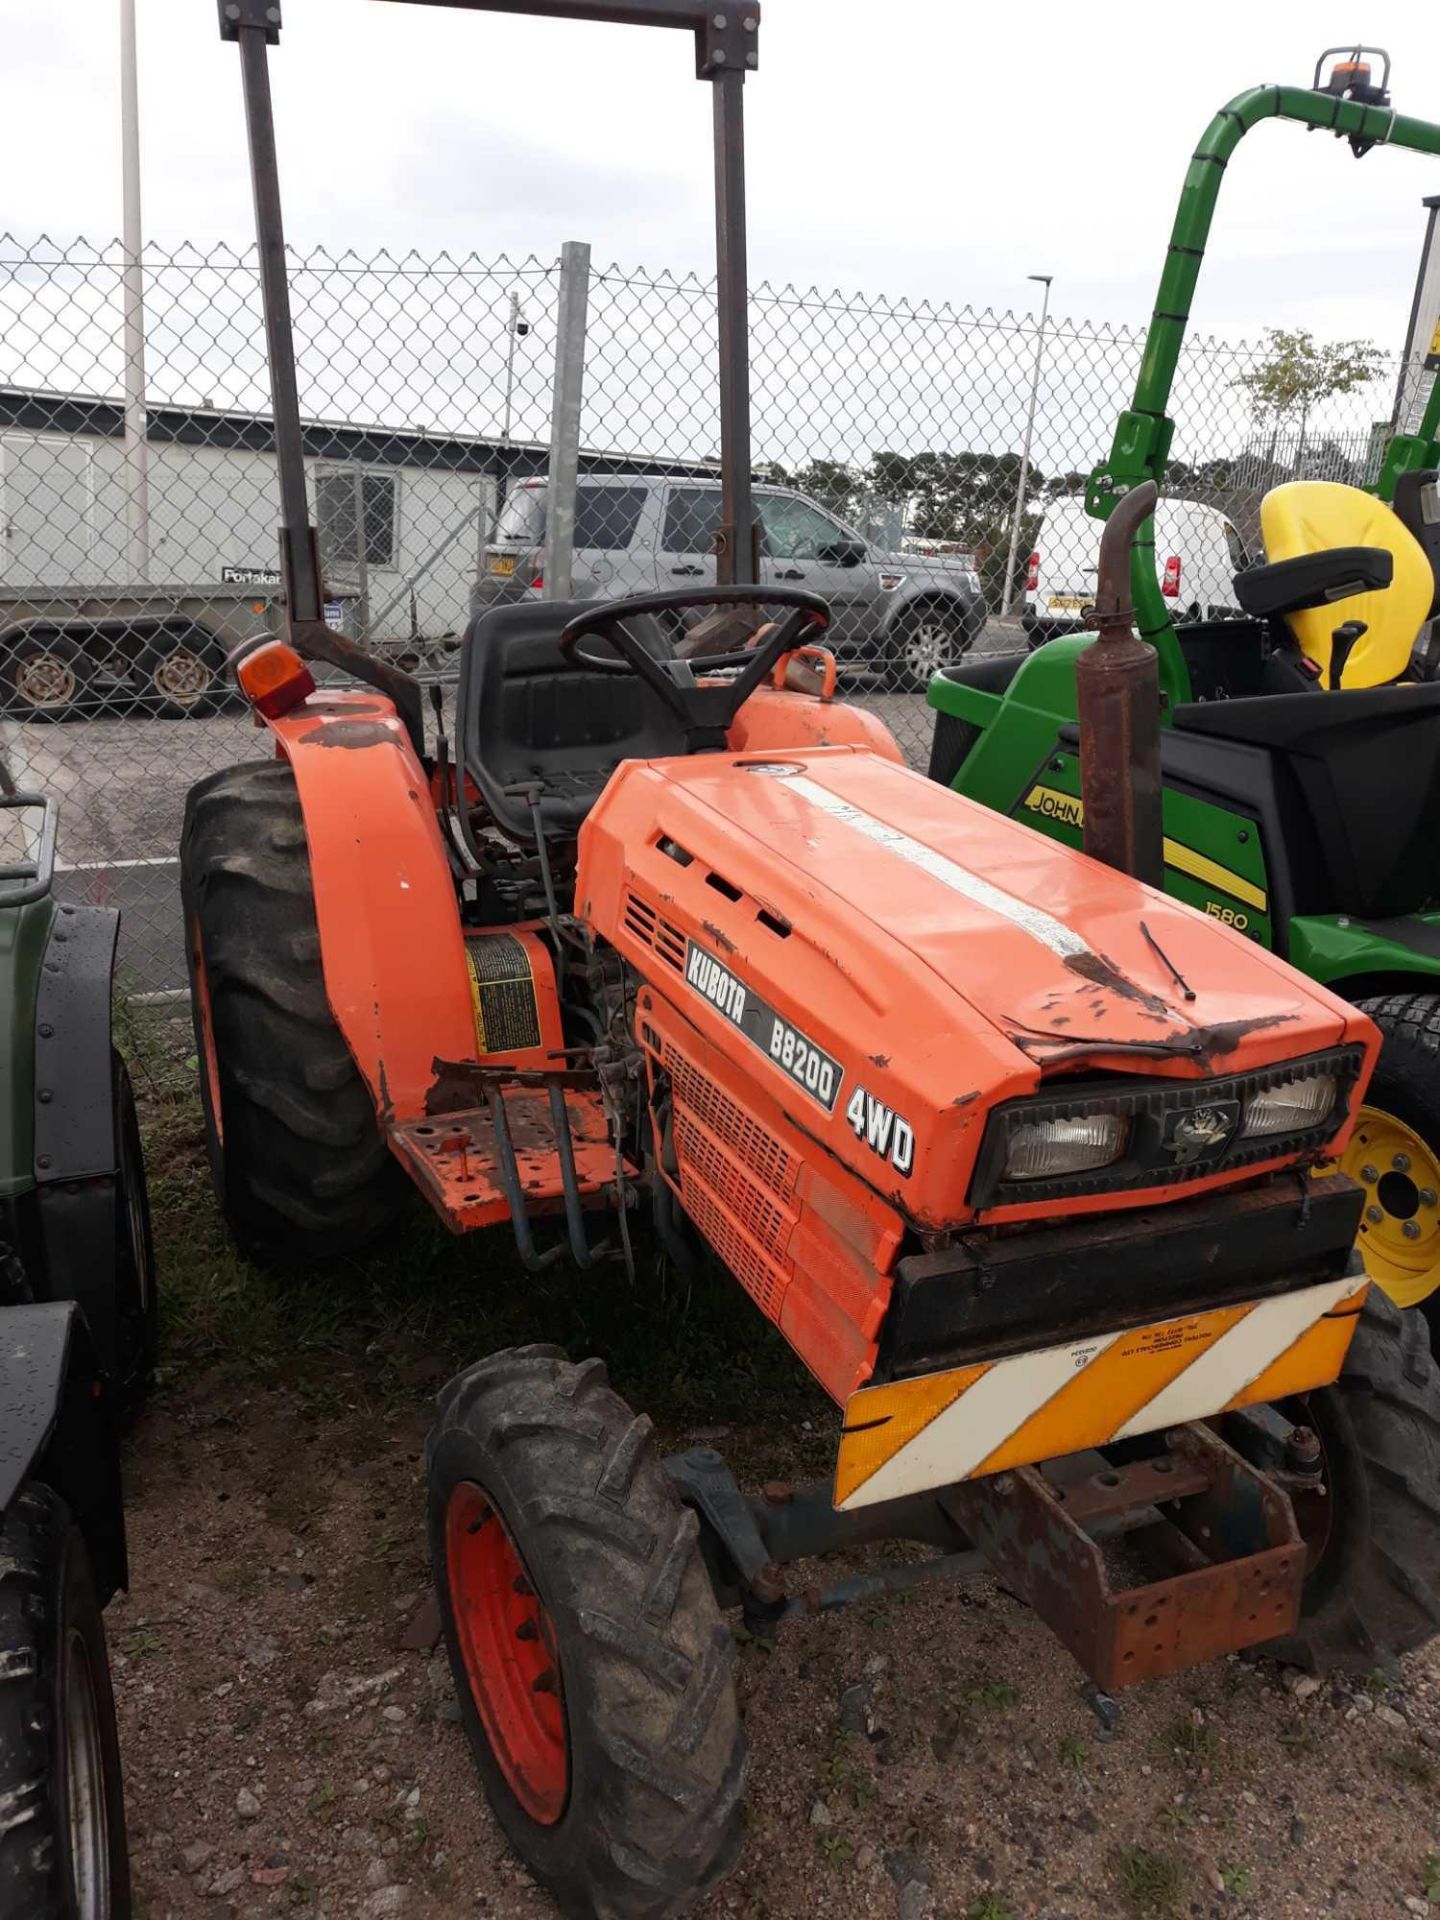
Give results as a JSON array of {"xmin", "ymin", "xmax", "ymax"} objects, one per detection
[
  {"xmin": 1004, "ymin": 1009, "xmax": 1296, "ymax": 1070},
  {"xmin": 701, "ymin": 920, "xmax": 737, "ymax": 955},
  {"xmin": 1064, "ymin": 949, "xmax": 1174, "ymax": 1022}
]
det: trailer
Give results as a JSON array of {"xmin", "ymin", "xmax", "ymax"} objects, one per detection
[{"xmin": 0, "ymin": 387, "xmax": 721, "ymax": 716}]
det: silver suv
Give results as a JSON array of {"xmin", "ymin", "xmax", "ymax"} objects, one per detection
[{"xmin": 475, "ymin": 475, "xmax": 985, "ymax": 690}]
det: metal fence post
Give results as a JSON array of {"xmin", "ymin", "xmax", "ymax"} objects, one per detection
[
  {"xmin": 543, "ymin": 240, "xmax": 591, "ymax": 602},
  {"xmin": 350, "ymin": 459, "xmax": 371, "ymax": 640},
  {"xmin": 119, "ymin": 0, "xmax": 150, "ymax": 582}
]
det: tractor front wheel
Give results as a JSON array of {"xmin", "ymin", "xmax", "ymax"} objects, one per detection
[
  {"xmin": 429, "ymin": 1346, "xmax": 746, "ymax": 1918},
  {"xmin": 1347, "ymin": 994, "xmax": 1440, "ymax": 1329},
  {"xmin": 180, "ymin": 759, "xmax": 408, "ymax": 1269},
  {"xmin": 1254, "ymin": 1287, "xmax": 1440, "ymax": 1673}
]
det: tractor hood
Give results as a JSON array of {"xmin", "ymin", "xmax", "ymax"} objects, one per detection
[{"xmin": 579, "ymin": 745, "xmax": 1377, "ymax": 1229}]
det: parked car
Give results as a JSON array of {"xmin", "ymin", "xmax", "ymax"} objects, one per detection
[
  {"xmin": 478, "ymin": 475, "xmax": 986, "ymax": 689},
  {"xmin": 1023, "ymin": 493, "xmax": 1248, "ymax": 645}
]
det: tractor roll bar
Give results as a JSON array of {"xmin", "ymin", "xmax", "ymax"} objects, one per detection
[
  {"xmin": 381, "ymin": 0, "xmax": 761, "ymax": 587},
  {"xmin": 220, "ymin": 0, "xmax": 428, "ymax": 751},
  {"xmin": 218, "ymin": 0, "xmax": 761, "ymax": 744},
  {"xmin": 1086, "ymin": 74, "xmax": 1440, "ymax": 715}
]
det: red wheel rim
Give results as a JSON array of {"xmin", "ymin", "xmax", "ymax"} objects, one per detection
[
  {"xmin": 188, "ymin": 914, "xmax": 224, "ymax": 1145},
  {"xmin": 445, "ymin": 1481, "xmax": 568, "ymax": 1825}
]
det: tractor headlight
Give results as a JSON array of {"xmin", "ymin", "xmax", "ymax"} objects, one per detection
[
  {"xmin": 1242, "ymin": 1073, "xmax": 1337, "ymax": 1138},
  {"xmin": 969, "ymin": 1047, "xmax": 1363, "ymax": 1209},
  {"xmin": 1004, "ymin": 1112, "xmax": 1129, "ymax": 1181}
]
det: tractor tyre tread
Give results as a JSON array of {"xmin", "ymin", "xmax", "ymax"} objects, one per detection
[
  {"xmin": 180, "ymin": 759, "xmax": 407, "ymax": 1269},
  {"xmin": 1265, "ymin": 1286, "xmax": 1440, "ymax": 1672},
  {"xmin": 429, "ymin": 1347, "xmax": 745, "ymax": 1919},
  {"xmin": 0, "ymin": 1482, "xmax": 130, "ymax": 1918}
]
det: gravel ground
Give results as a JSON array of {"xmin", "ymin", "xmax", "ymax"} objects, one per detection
[{"xmin": 113, "ymin": 1356, "xmax": 1440, "ymax": 1920}]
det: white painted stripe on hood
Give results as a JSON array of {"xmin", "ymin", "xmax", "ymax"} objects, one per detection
[{"xmin": 770, "ymin": 770, "xmax": 1094, "ymax": 963}]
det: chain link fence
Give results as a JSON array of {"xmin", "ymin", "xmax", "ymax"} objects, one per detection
[{"xmin": 0, "ymin": 232, "xmax": 1407, "ymax": 991}]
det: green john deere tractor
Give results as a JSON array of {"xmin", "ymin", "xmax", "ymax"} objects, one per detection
[
  {"xmin": 929, "ymin": 47, "xmax": 1440, "ymax": 1325},
  {"xmin": 1, "ymin": 770, "xmax": 156, "ymax": 1399},
  {"xmin": 0, "ymin": 764, "xmax": 155, "ymax": 1913}
]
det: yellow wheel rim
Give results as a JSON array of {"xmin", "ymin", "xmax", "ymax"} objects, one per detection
[{"xmin": 1343, "ymin": 1105, "xmax": 1440, "ymax": 1308}]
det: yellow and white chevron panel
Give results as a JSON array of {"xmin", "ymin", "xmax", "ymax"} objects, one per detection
[{"xmin": 834, "ymin": 1274, "xmax": 1366, "ymax": 1511}]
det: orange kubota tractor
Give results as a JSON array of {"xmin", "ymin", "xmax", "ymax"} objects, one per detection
[{"xmin": 190, "ymin": 5, "xmax": 1440, "ymax": 1915}]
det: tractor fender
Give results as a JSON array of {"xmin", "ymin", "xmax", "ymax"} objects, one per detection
[
  {"xmin": 32, "ymin": 902, "xmax": 119, "ymax": 1184},
  {"xmin": 264, "ymin": 691, "xmax": 475, "ymax": 1123},
  {"xmin": 0, "ymin": 1300, "xmax": 125, "ymax": 1601},
  {"xmin": 726, "ymin": 683, "xmax": 906, "ymax": 763},
  {"xmin": 29, "ymin": 903, "xmax": 130, "ymax": 1375}
]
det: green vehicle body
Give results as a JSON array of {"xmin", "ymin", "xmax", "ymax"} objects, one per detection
[
  {"xmin": 930, "ymin": 66, "xmax": 1440, "ymax": 1007},
  {"xmin": 0, "ymin": 893, "xmax": 53, "ymax": 1203},
  {"xmin": 0, "ymin": 784, "xmax": 155, "ymax": 1399}
]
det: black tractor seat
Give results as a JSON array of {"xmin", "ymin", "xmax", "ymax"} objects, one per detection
[
  {"xmin": 932, "ymin": 650, "xmax": 1028, "ymax": 698},
  {"xmin": 1173, "ymin": 682, "xmax": 1440, "ymax": 918},
  {"xmin": 457, "ymin": 600, "xmax": 685, "ymax": 844}
]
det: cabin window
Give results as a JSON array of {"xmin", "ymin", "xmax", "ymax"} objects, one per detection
[{"xmin": 315, "ymin": 468, "xmax": 397, "ymax": 569}]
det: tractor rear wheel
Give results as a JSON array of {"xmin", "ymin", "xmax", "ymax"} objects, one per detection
[
  {"xmin": 1256, "ymin": 1287, "xmax": 1440, "ymax": 1673},
  {"xmin": 180, "ymin": 759, "xmax": 408, "ymax": 1269},
  {"xmin": 1346, "ymin": 994, "xmax": 1440, "ymax": 1327},
  {"xmin": 429, "ymin": 1346, "xmax": 746, "ymax": 1918},
  {"xmin": 0, "ymin": 1482, "xmax": 130, "ymax": 1919}
]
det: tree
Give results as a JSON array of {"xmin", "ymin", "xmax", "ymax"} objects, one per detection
[
  {"xmin": 1234, "ymin": 328, "xmax": 1384, "ymax": 477},
  {"xmin": 1043, "ymin": 470, "xmax": 1088, "ymax": 500},
  {"xmin": 758, "ymin": 457, "xmax": 865, "ymax": 522},
  {"xmin": 870, "ymin": 449, "xmax": 1047, "ymax": 605}
]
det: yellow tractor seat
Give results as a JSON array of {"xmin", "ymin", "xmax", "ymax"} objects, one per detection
[{"xmin": 1253, "ymin": 480, "xmax": 1433, "ymax": 688}]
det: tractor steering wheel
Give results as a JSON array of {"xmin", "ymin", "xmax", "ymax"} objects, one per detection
[{"xmin": 559, "ymin": 586, "xmax": 830, "ymax": 743}]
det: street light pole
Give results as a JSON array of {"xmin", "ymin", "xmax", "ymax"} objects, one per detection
[
  {"xmin": 120, "ymin": 0, "xmax": 150, "ymax": 581},
  {"xmin": 1002, "ymin": 272, "xmax": 1052, "ymax": 616}
]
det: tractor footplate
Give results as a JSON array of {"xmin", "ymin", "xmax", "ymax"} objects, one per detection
[
  {"xmin": 391, "ymin": 1088, "xmax": 628, "ymax": 1233},
  {"xmin": 944, "ymin": 1422, "xmax": 1305, "ymax": 1689}
]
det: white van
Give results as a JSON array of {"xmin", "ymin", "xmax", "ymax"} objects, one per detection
[{"xmin": 1023, "ymin": 494, "xmax": 1248, "ymax": 644}]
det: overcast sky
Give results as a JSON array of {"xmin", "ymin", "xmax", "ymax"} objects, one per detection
[{"xmin": 5, "ymin": 0, "xmax": 1440, "ymax": 349}]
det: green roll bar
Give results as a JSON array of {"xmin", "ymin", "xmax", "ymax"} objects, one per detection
[{"xmin": 1085, "ymin": 71, "xmax": 1440, "ymax": 712}]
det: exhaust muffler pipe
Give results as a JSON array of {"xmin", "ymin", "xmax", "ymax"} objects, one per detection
[{"xmin": 1075, "ymin": 479, "xmax": 1165, "ymax": 887}]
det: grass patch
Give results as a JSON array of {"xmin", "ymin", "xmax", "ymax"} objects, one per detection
[
  {"xmin": 1385, "ymin": 1746, "xmax": 1435, "ymax": 1786},
  {"xmin": 964, "ymin": 1679, "xmax": 1019, "ymax": 1712},
  {"xmin": 1163, "ymin": 1712, "xmax": 1219, "ymax": 1767},
  {"xmin": 817, "ymin": 1731, "xmax": 873, "ymax": 1812},
  {"xmin": 1114, "ymin": 1846, "xmax": 1185, "ymax": 1918}
]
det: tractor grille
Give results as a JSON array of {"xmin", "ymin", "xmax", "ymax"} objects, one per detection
[
  {"xmin": 664, "ymin": 1043, "xmax": 798, "ymax": 1195},
  {"xmin": 662, "ymin": 1037, "xmax": 798, "ymax": 1324},
  {"xmin": 622, "ymin": 890, "xmax": 686, "ymax": 973}
]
